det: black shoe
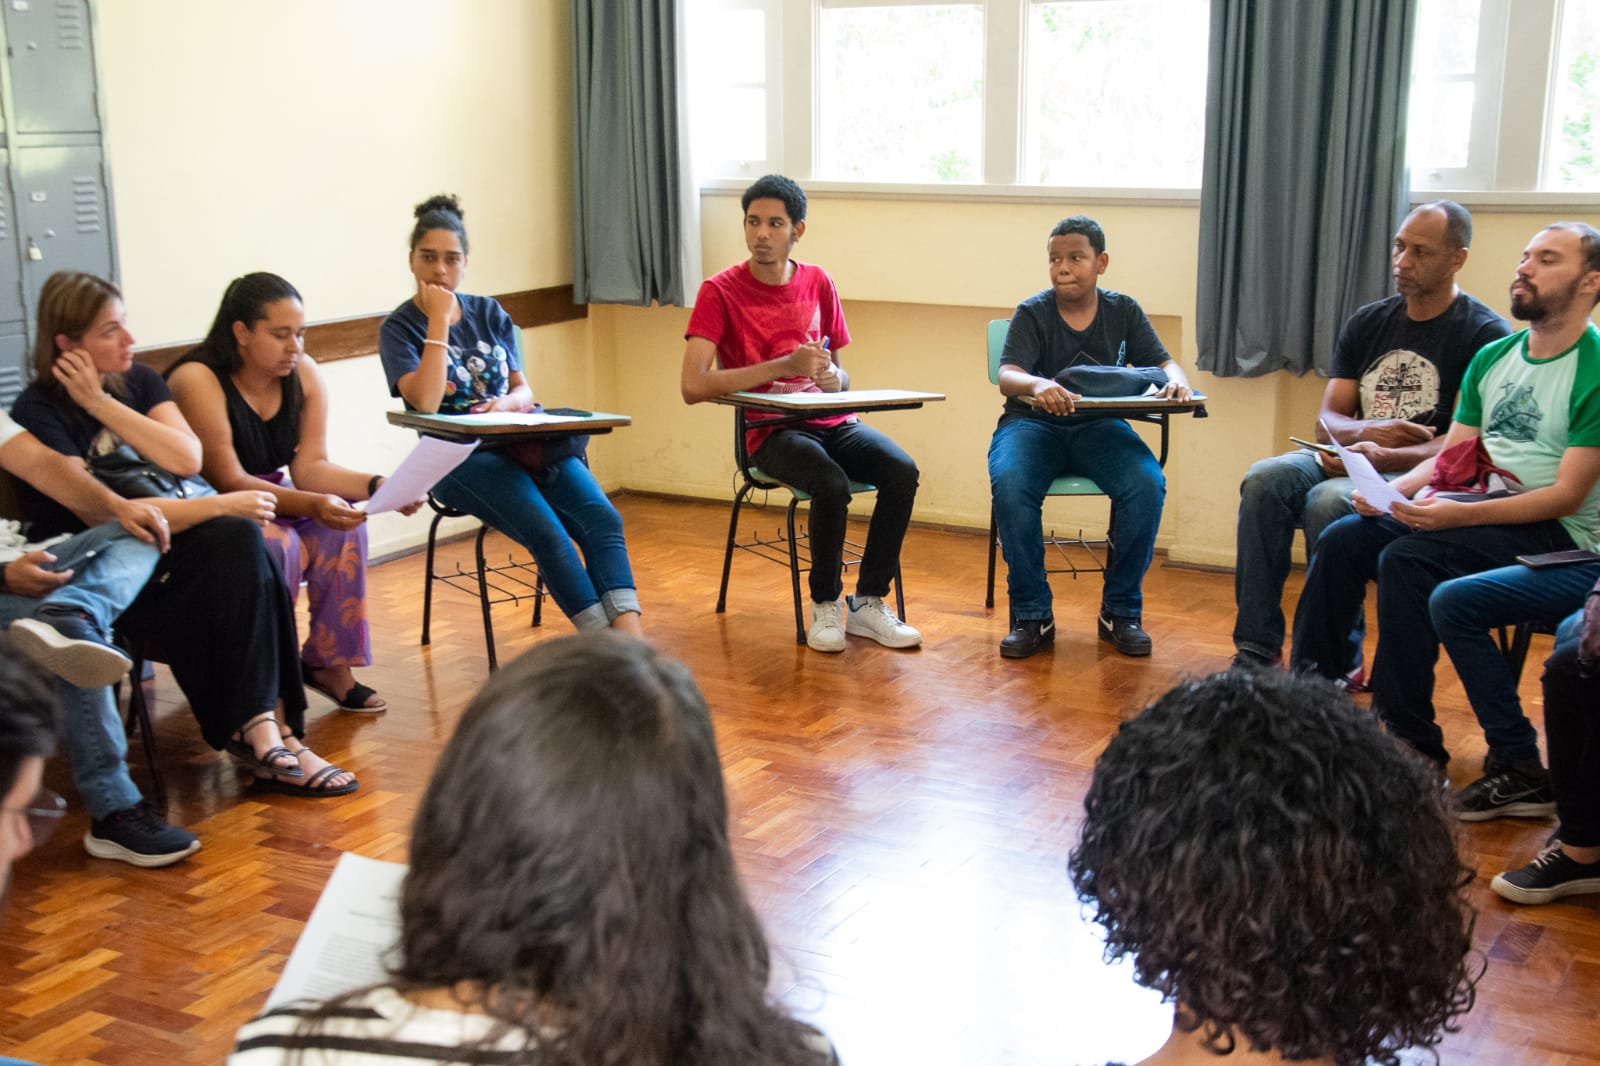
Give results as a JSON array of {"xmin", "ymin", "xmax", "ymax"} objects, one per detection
[
  {"xmin": 1491, "ymin": 842, "xmax": 1600, "ymax": 905},
  {"xmin": 1455, "ymin": 764, "xmax": 1556, "ymax": 822},
  {"xmin": 1098, "ymin": 612, "xmax": 1152, "ymax": 657},
  {"xmin": 84, "ymin": 802, "xmax": 201, "ymax": 868},
  {"xmin": 1000, "ymin": 616, "xmax": 1055, "ymax": 659},
  {"xmin": 1230, "ymin": 648, "xmax": 1281, "ymax": 671}
]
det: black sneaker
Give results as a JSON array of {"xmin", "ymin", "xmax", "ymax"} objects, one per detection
[
  {"xmin": 9, "ymin": 612, "xmax": 131, "ymax": 689},
  {"xmin": 1491, "ymin": 842, "xmax": 1600, "ymax": 905},
  {"xmin": 1098, "ymin": 612, "xmax": 1152, "ymax": 657},
  {"xmin": 1000, "ymin": 616, "xmax": 1055, "ymax": 659},
  {"xmin": 1230, "ymin": 648, "xmax": 1281, "ymax": 671},
  {"xmin": 1455, "ymin": 764, "xmax": 1556, "ymax": 822},
  {"xmin": 84, "ymin": 802, "xmax": 201, "ymax": 868}
]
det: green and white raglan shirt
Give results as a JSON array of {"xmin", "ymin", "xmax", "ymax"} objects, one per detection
[{"xmin": 1452, "ymin": 322, "xmax": 1600, "ymax": 552}]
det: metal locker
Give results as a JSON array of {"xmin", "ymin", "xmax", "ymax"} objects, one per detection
[
  {"xmin": 14, "ymin": 143, "xmax": 112, "ymax": 315},
  {"xmin": 0, "ymin": 0, "xmax": 100, "ymax": 135},
  {"xmin": 0, "ymin": 148, "xmax": 28, "ymax": 405},
  {"xmin": 0, "ymin": 149, "xmax": 27, "ymax": 325},
  {"xmin": 0, "ymin": 330, "xmax": 27, "ymax": 410}
]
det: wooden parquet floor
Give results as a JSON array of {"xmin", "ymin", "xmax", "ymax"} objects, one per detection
[{"xmin": 2, "ymin": 494, "xmax": 1597, "ymax": 1064}]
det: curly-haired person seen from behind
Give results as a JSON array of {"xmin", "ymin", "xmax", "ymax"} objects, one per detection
[
  {"xmin": 1070, "ymin": 670, "xmax": 1479, "ymax": 1066},
  {"xmin": 229, "ymin": 633, "xmax": 837, "ymax": 1066}
]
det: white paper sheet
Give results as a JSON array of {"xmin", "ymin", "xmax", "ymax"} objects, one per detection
[
  {"xmin": 437, "ymin": 412, "xmax": 588, "ymax": 426},
  {"xmin": 365, "ymin": 436, "xmax": 479, "ymax": 513},
  {"xmin": 1321, "ymin": 420, "xmax": 1411, "ymax": 514},
  {"xmin": 267, "ymin": 852, "xmax": 407, "ymax": 1008}
]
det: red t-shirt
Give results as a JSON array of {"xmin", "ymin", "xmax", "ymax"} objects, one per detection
[{"xmin": 685, "ymin": 259, "xmax": 854, "ymax": 453}]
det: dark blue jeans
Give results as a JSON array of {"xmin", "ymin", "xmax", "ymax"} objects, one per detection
[
  {"xmin": 988, "ymin": 415, "xmax": 1164, "ymax": 620},
  {"xmin": 749, "ymin": 420, "xmax": 919, "ymax": 603},
  {"xmin": 1290, "ymin": 512, "xmax": 1575, "ymax": 765},
  {"xmin": 1431, "ymin": 560, "xmax": 1600, "ymax": 767},
  {"xmin": 1233, "ymin": 450, "xmax": 1363, "ymax": 665}
]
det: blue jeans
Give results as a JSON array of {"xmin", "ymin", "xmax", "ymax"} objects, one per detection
[
  {"xmin": 1290, "ymin": 513, "xmax": 1575, "ymax": 765},
  {"xmin": 988, "ymin": 415, "xmax": 1164, "ymax": 620},
  {"xmin": 749, "ymin": 420, "xmax": 919, "ymax": 603},
  {"xmin": 433, "ymin": 450, "xmax": 636, "ymax": 629},
  {"xmin": 0, "ymin": 523, "xmax": 160, "ymax": 819},
  {"xmin": 1233, "ymin": 450, "xmax": 1362, "ymax": 663},
  {"xmin": 1430, "ymin": 560, "xmax": 1600, "ymax": 768}
]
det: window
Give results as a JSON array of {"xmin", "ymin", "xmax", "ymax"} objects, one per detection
[
  {"xmin": 1021, "ymin": 1, "xmax": 1209, "ymax": 187},
  {"xmin": 816, "ymin": 3, "xmax": 984, "ymax": 182},
  {"xmin": 1544, "ymin": 0, "xmax": 1600, "ymax": 191},
  {"xmin": 685, "ymin": 0, "xmax": 782, "ymax": 179},
  {"xmin": 687, "ymin": 0, "xmax": 1211, "ymax": 190},
  {"xmin": 1408, "ymin": 0, "xmax": 1600, "ymax": 192}
]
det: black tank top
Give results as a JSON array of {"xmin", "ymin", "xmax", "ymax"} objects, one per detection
[{"xmin": 214, "ymin": 365, "xmax": 298, "ymax": 474}]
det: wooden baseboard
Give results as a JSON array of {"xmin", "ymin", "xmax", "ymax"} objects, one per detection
[{"xmin": 134, "ymin": 284, "xmax": 587, "ymax": 374}]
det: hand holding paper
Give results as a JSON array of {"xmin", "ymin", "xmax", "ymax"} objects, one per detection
[
  {"xmin": 1319, "ymin": 420, "xmax": 1410, "ymax": 515},
  {"xmin": 365, "ymin": 436, "xmax": 479, "ymax": 514}
]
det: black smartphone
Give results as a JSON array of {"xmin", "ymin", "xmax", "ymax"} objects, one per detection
[
  {"xmin": 543, "ymin": 407, "xmax": 593, "ymax": 417},
  {"xmin": 1515, "ymin": 548, "xmax": 1600, "ymax": 568}
]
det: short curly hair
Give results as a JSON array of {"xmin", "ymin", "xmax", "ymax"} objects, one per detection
[{"xmin": 1068, "ymin": 670, "xmax": 1478, "ymax": 1066}]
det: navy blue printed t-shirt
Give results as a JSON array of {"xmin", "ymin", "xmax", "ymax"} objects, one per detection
[{"xmin": 379, "ymin": 293, "xmax": 521, "ymax": 413}]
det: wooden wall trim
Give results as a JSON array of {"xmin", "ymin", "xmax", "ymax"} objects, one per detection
[{"xmin": 134, "ymin": 284, "xmax": 587, "ymax": 374}]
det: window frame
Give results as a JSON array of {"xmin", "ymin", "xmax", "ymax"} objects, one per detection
[{"xmin": 688, "ymin": 0, "xmax": 1597, "ymax": 208}]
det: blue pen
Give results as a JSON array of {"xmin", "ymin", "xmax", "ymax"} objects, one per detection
[{"xmin": 821, "ymin": 336, "xmax": 830, "ymax": 351}]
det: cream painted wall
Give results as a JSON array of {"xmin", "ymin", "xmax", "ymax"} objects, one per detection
[{"xmin": 95, "ymin": 0, "xmax": 579, "ymax": 557}]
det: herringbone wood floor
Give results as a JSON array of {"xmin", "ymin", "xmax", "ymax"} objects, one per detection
[{"xmin": 2, "ymin": 494, "xmax": 1596, "ymax": 1064}]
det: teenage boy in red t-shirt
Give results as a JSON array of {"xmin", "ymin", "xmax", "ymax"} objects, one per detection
[{"xmin": 681, "ymin": 174, "xmax": 921, "ymax": 653}]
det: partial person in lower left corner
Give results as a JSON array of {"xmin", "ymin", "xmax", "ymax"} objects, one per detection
[{"xmin": 0, "ymin": 634, "xmax": 67, "ymax": 1066}]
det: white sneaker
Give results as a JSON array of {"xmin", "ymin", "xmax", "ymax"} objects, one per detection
[
  {"xmin": 807, "ymin": 600, "xmax": 847, "ymax": 653},
  {"xmin": 845, "ymin": 595, "xmax": 922, "ymax": 649},
  {"xmin": 9, "ymin": 616, "xmax": 132, "ymax": 688}
]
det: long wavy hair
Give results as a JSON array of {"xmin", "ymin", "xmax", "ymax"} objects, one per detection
[
  {"xmin": 170, "ymin": 272, "xmax": 305, "ymax": 425},
  {"xmin": 295, "ymin": 633, "xmax": 830, "ymax": 1065},
  {"xmin": 1069, "ymin": 670, "xmax": 1479, "ymax": 1066},
  {"xmin": 31, "ymin": 270, "xmax": 126, "ymax": 399}
]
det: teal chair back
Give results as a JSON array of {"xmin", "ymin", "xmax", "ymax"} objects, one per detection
[{"xmin": 987, "ymin": 319, "xmax": 1010, "ymax": 386}]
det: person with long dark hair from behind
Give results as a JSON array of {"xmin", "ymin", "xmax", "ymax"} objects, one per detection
[
  {"xmin": 169, "ymin": 273, "xmax": 418, "ymax": 713},
  {"xmin": 1070, "ymin": 670, "xmax": 1479, "ymax": 1066},
  {"xmin": 229, "ymin": 633, "xmax": 837, "ymax": 1065}
]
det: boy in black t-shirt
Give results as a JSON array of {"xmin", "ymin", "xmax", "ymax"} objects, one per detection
[{"xmin": 988, "ymin": 215, "xmax": 1193, "ymax": 659}]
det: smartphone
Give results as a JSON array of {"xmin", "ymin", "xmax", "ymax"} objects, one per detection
[
  {"xmin": 1289, "ymin": 436, "xmax": 1338, "ymax": 456},
  {"xmin": 41, "ymin": 548, "xmax": 95, "ymax": 572},
  {"xmin": 544, "ymin": 407, "xmax": 593, "ymax": 418},
  {"xmin": 1516, "ymin": 549, "xmax": 1600, "ymax": 568}
]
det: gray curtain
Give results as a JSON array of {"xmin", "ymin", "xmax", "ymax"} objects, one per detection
[
  {"xmin": 1196, "ymin": 0, "xmax": 1416, "ymax": 377},
  {"xmin": 571, "ymin": 0, "xmax": 689, "ymax": 307}
]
